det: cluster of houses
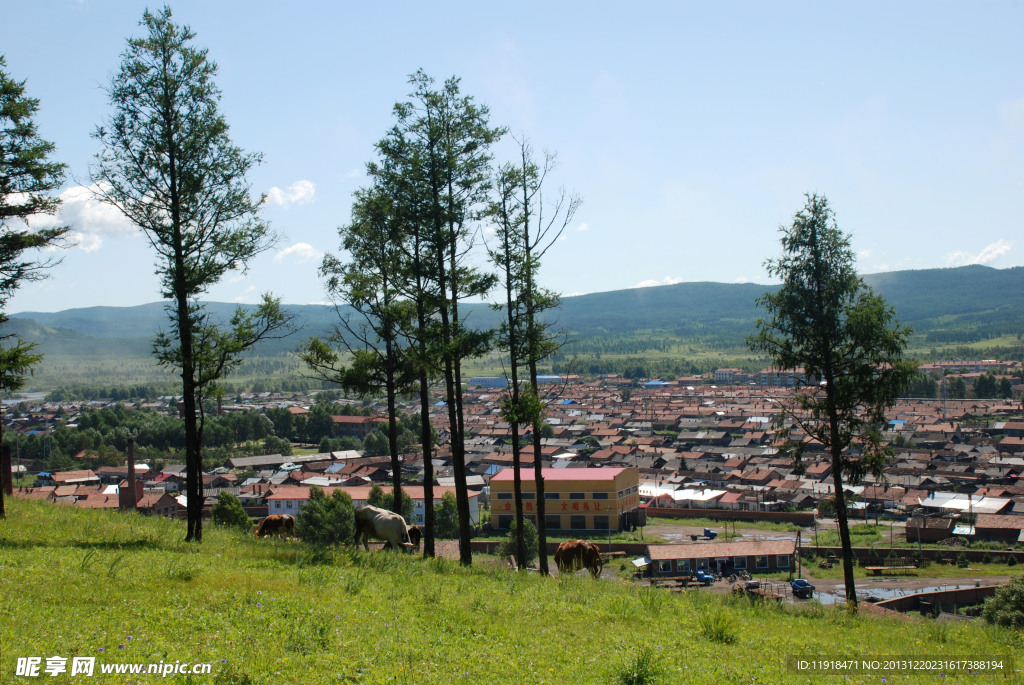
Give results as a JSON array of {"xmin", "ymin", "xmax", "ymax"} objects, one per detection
[{"xmin": 7, "ymin": 361, "xmax": 1024, "ymax": 548}]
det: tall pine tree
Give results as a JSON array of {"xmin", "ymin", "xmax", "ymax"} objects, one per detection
[
  {"xmin": 93, "ymin": 7, "xmax": 290, "ymax": 541},
  {"xmin": 749, "ymin": 194, "xmax": 917, "ymax": 607}
]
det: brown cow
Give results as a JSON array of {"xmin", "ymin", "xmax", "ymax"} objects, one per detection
[
  {"xmin": 554, "ymin": 539, "xmax": 603, "ymax": 577},
  {"xmin": 255, "ymin": 514, "xmax": 295, "ymax": 538}
]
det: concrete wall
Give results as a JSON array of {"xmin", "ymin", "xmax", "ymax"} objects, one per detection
[{"xmin": 875, "ymin": 586, "xmax": 998, "ymax": 614}]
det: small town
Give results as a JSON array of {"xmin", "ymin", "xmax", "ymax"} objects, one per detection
[
  {"xmin": 4, "ymin": 2, "xmax": 1024, "ymax": 682},
  {"xmin": 7, "ymin": 360, "xmax": 1024, "ymax": 590}
]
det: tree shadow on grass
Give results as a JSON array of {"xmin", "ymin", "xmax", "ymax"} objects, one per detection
[{"xmin": 0, "ymin": 537, "xmax": 175, "ymax": 552}]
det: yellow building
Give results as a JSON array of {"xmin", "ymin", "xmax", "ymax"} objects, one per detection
[{"xmin": 489, "ymin": 467, "xmax": 641, "ymax": 533}]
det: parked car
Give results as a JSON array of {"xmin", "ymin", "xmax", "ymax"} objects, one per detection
[
  {"xmin": 790, "ymin": 578, "xmax": 815, "ymax": 599},
  {"xmin": 694, "ymin": 570, "xmax": 715, "ymax": 586}
]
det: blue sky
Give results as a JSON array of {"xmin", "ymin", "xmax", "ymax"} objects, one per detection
[{"xmin": 3, "ymin": 1, "xmax": 1022, "ymax": 313}]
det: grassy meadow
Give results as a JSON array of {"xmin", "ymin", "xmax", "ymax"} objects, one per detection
[{"xmin": 2, "ymin": 499, "xmax": 1023, "ymax": 684}]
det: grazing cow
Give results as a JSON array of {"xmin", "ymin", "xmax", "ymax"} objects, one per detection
[
  {"xmin": 255, "ymin": 514, "xmax": 295, "ymax": 538},
  {"xmin": 554, "ymin": 539, "xmax": 603, "ymax": 578},
  {"xmin": 354, "ymin": 505, "xmax": 416, "ymax": 552},
  {"xmin": 382, "ymin": 524, "xmax": 422, "ymax": 551}
]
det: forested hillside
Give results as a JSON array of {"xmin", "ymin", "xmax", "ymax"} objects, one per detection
[{"xmin": 4, "ymin": 264, "xmax": 1022, "ymax": 392}]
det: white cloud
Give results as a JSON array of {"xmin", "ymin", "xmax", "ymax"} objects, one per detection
[
  {"xmin": 946, "ymin": 239, "xmax": 1013, "ymax": 267},
  {"xmin": 275, "ymin": 242, "xmax": 322, "ymax": 263},
  {"xmin": 232, "ymin": 286, "xmax": 259, "ymax": 303},
  {"xmin": 70, "ymin": 232, "xmax": 104, "ymax": 253},
  {"xmin": 733, "ymin": 276, "xmax": 750, "ymax": 284},
  {"xmin": 858, "ymin": 249, "xmax": 872, "ymax": 259},
  {"xmin": 631, "ymin": 276, "xmax": 684, "ymax": 289},
  {"xmin": 576, "ymin": 222, "xmax": 590, "ymax": 232},
  {"xmin": 266, "ymin": 179, "xmax": 316, "ymax": 207},
  {"xmin": 26, "ymin": 183, "xmax": 138, "ymax": 253}
]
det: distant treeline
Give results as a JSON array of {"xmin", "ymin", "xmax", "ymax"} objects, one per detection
[
  {"xmin": 7, "ymin": 265, "xmax": 1023, "ymax": 396},
  {"xmin": 44, "ymin": 376, "xmax": 335, "ymax": 402}
]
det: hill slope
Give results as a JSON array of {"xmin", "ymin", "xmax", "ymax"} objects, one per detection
[
  {"xmin": 3, "ymin": 265, "xmax": 1021, "ymax": 389},
  {"xmin": 1, "ymin": 498, "xmax": 1018, "ymax": 684}
]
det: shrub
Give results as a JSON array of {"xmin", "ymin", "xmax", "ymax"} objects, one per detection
[
  {"xmin": 956, "ymin": 552, "xmax": 969, "ymax": 568},
  {"xmin": 366, "ymin": 483, "xmax": 414, "ymax": 521},
  {"xmin": 496, "ymin": 518, "xmax": 538, "ymax": 567},
  {"xmin": 1008, "ymin": 555, "xmax": 1018, "ymax": 567},
  {"xmin": 295, "ymin": 486, "xmax": 354, "ymax": 546},
  {"xmin": 262, "ymin": 435, "xmax": 292, "ymax": 456},
  {"xmin": 433, "ymin": 491, "xmax": 459, "ymax": 538},
  {"xmin": 614, "ymin": 644, "xmax": 662, "ymax": 685},
  {"xmin": 982, "ymin": 574, "xmax": 1024, "ymax": 628},
  {"xmin": 211, "ymin": 491, "xmax": 251, "ymax": 529},
  {"xmin": 697, "ymin": 608, "xmax": 736, "ymax": 643}
]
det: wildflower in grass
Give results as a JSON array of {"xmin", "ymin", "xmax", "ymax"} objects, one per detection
[
  {"xmin": 118, "ymin": 644, "xmax": 124, "ymax": 649},
  {"xmin": 220, "ymin": 659, "xmax": 227, "ymax": 664},
  {"xmin": 98, "ymin": 648, "xmax": 105, "ymax": 653}
]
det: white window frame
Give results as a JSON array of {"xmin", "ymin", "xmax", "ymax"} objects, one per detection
[{"xmin": 733, "ymin": 556, "xmax": 746, "ymax": 569}]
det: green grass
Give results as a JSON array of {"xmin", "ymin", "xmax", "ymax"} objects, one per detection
[
  {"xmin": 12, "ymin": 474, "xmax": 37, "ymax": 488},
  {"xmin": 799, "ymin": 554, "xmax": 1024, "ymax": 581},
  {"xmin": 645, "ymin": 516, "xmax": 805, "ymax": 533},
  {"xmin": 813, "ymin": 523, "xmax": 886, "ymax": 547},
  {"xmin": 2, "ymin": 499, "xmax": 1023, "ymax": 684}
]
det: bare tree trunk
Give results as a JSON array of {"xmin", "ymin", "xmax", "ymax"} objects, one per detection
[
  {"xmin": 385, "ymin": 338, "xmax": 403, "ymax": 518},
  {"xmin": 0, "ymin": 442, "xmax": 11, "ymax": 519},
  {"xmin": 530, "ymin": 374, "xmax": 549, "ymax": 575},
  {"xmin": 418, "ymin": 370, "xmax": 435, "ymax": 558},
  {"xmin": 831, "ymin": 447, "xmax": 856, "ymax": 607}
]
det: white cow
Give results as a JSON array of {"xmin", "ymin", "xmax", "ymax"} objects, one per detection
[{"xmin": 354, "ymin": 505, "xmax": 417, "ymax": 552}]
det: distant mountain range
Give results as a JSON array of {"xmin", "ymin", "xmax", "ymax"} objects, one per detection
[{"xmin": 4, "ymin": 264, "xmax": 1023, "ymax": 361}]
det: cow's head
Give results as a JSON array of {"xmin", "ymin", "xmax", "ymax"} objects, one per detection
[
  {"xmin": 406, "ymin": 525, "xmax": 422, "ymax": 550},
  {"xmin": 354, "ymin": 513, "xmax": 365, "ymax": 539}
]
